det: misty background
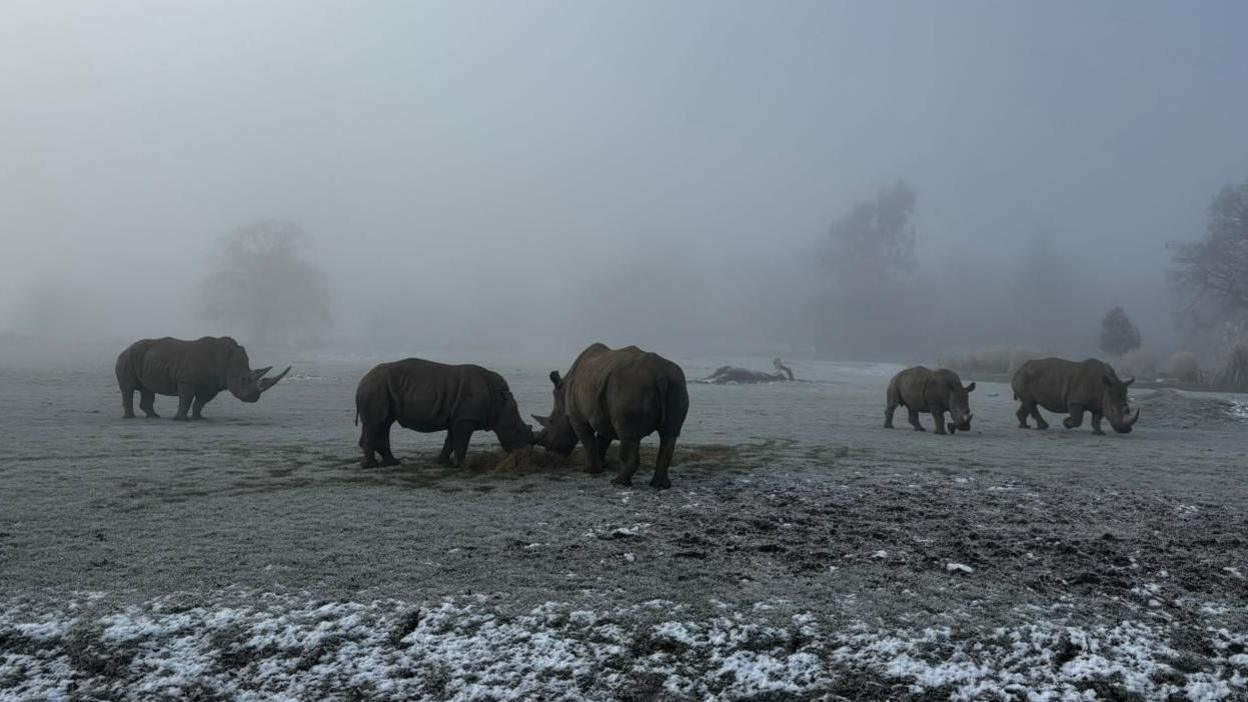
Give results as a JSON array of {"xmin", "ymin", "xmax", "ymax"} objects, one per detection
[{"xmin": 3, "ymin": 1, "xmax": 1247, "ymax": 365}]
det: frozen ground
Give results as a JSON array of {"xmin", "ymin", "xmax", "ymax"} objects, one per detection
[{"xmin": 1, "ymin": 347, "xmax": 1246, "ymax": 700}]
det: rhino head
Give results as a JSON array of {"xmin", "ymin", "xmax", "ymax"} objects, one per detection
[
  {"xmin": 946, "ymin": 380, "xmax": 976, "ymax": 434},
  {"xmin": 226, "ymin": 346, "xmax": 290, "ymax": 403},
  {"xmin": 1101, "ymin": 374, "xmax": 1140, "ymax": 433},
  {"xmin": 532, "ymin": 370, "xmax": 578, "ymax": 456},
  {"xmin": 490, "ymin": 385, "xmax": 537, "ymax": 452}
]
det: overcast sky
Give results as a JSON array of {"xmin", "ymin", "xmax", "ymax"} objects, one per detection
[{"xmin": 2, "ymin": 1, "xmax": 1246, "ymax": 357}]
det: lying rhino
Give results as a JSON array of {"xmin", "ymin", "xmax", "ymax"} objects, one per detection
[
  {"xmin": 115, "ymin": 337, "xmax": 289, "ymax": 420},
  {"xmin": 884, "ymin": 366, "xmax": 976, "ymax": 434},
  {"xmin": 534, "ymin": 343, "xmax": 689, "ymax": 489},
  {"xmin": 1012, "ymin": 357, "xmax": 1139, "ymax": 434},
  {"xmin": 354, "ymin": 359, "xmax": 534, "ymax": 469}
]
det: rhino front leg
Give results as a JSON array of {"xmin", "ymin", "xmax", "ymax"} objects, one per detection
[
  {"xmin": 1091, "ymin": 412, "xmax": 1105, "ymax": 436},
  {"xmin": 1063, "ymin": 404, "xmax": 1086, "ymax": 430},
  {"xmin": 651, "ymin": 436, "xmax": 676, "ymax": 490},
  {"xmin": 191, "ymin": 391, "xmax": 217, "ymax": 420},
  {"xmin": 173, "ymin": 383, "xmax": 194, "ymax": 421},
  {"xmin": 907, "ymin": 408, "xmax": 925, "ymax": 431},
  {"xmin": 612, "ymin": 439, "xmax": 640, "ymax": 487},
  {"xmin": 139, "ymin": 390, "xmax": 159, "ymax": 418},
  {"xmin": 933, "ymin": 410, "xmax": 948, "ymax": 435}
]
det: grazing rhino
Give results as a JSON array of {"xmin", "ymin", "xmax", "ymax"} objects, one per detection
[
  {"xmin": 884, "ymin": 366, "xmax": 976, "ymax": 434},
  {"xmin": 115, "ymin": 337, "xmax": 289, "ymax": 420},
  {"xmin": 1012, "ymin": 357, "xmax": 1139, "ymax": 434},
  {"xmin": 534, "ymin": 343, "xmax": 689, "ymax": 489},
  {"xmin": 354, "ymin": 359, "xmax": 534, "ymax": 469}
]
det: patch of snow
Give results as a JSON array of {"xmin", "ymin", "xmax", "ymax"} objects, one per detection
[{"xmin": 946, "ymin": 563, "xmax": 975, "ymax": 574}]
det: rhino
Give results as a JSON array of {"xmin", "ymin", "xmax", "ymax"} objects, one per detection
[
  {"xmin": 1012, "ymin": 357, "xmax": 1139, "ymax": 434},
  {"xmin": 114, "ymin": 337, "xmax": 289, "ymax": 420},
  {"xmin": 354, "ymin": 359, "xmax": 534, "ymax": 469},
  {"xmin": 534, "ymin": 343, "xmax": 689, "ymax": 489},
  {"xmin": 884, "ymin": 366, "xmax": 976, "ymax": 434}
]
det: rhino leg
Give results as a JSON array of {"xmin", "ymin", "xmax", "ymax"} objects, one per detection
[
  {"xmin": 1063, "ymin": 404, "xmax": 1086, "ymax": 430},
  {"xmin": 612, "ymin": 439, "xmax": 640, "ymax": 487},
  {"xmin": 597, "ymin": 434, "xmax": 613, "ymax": 463},
  {"xmin": 1018, "ymin": 402, "xmax": 1049, "ymax": 430},
  {"xmin": 191, "ymin": 391, "xmax": 217, "ymax": 420},
  {"xmin": 933, "ymin": 410, "xmax": 947, "ymax": 435},
  {"xmin": 359, "ymin": 423, "xmax": 382, "ymax": 468},
  {"xmin": 173, "ymin": 383, "xmax": 194, "ymax": 421},
  {"xmin": 378, "ymin": 425, "xmax": 401, "ymax": 466},
  {"xmin": 436, "ymin": 432, "xmax": 454, "ymax": 466},
  {"xmin": 884, "ymin": 399, "xmax": 898, "ymax": 429},
  {"xmin": 451, "ymin": 420, "xmax": 474, "ymax": 469},
  {"xmin": 139, "ymin": 390, "xmax": 159, "ymax": 418},
  {"xmin": 907, "ymin": 408, "xmax": 925, "ymax": 431},
  {"xmin": 1015, "ymin": 403, "xmax": 1030, "ymax": 428},
  {"xmin": 1091, "ymin": 412, "xmax": 1105, "ymax": 436},
  {"xmin": 570, "ymin": 418, "xmax": 602, "ymax": 474},
  {"xmin": 121, "ymin": 386, "xmax": 136, "ymax": 419},
  {"xmin": 651, "ymin": 436, "xmax": 676, "ymax": 490}
]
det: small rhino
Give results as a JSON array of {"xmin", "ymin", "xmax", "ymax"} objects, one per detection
[
  {"xmin": 884, "ymin": 366, "xmax": 976, "ymax": 435},
  {"xmin": 354, "ymin": 358, "xmax": 534, "ymax": 469}
]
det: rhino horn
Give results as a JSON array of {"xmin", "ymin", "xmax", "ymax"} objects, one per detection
[
  {"xmin": 251, "ymin": 366, "xmax": 273, "ymax": 379},
  {"xmin": 1122, "ymin": 376, "xmax": 1135, "ymax": 387},
  {"xmin": 1126, "ymin": 408, "xmax": 1140, "ymax": 427},
  {"xmin": 258, "ymin": 366, "xmax": 291, "ymax": 392}
]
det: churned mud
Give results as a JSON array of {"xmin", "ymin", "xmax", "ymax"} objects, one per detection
[{"xmin": 1, "ymin": 351, "xmax": 1246, "ymax": 699}]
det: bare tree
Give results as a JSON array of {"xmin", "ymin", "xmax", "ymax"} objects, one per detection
[
  {"xmin": 816, "ymin": 181, "xmax": 917, "ymax": 358},
  {"xmin": 1169, "ymin": 179, "xmax": 1248, "ymax": 344},
  {"xmin": 198, "ymin": 221, "xmax": 331, "ymax": 346},
  {"xmin": 1099, "ymin": 305, "xmax": 1141, "ymax": 356}
]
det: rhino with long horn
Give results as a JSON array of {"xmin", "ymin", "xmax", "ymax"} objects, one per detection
[
  {"xmin": 114, "ymin": 336, "xmax": 290, "ymax": 420},
  {"xmin": 1011, "ymin": 357, "xmax": 1140, "ymax": 435}
]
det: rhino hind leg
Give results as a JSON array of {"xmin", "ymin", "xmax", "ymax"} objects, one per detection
[
  {"xmin": 1015, "ymin": 403, "xmax": 1030, "ymax": 428},
  {"xmin": 359, "ymin": 419, "xmax": 394, "ymax": 468},
  {"xmin": 139, "ymin": 390, "xmax": 159, "ymax": 418},
  {"xmin": 907, "ymin": 408, "xmax": 925, "ymax": 431},
  {"xmin": 650, "ymin": 436, "xmax": 676, "ymax": 490},
  {"xmin": 378, "ymin": 425, "xmax": 401, "ymax": 466},
  {"xmin": 450, "ymin": 420, "xmax": 475, "ymax": 469},
  {"xmin": 612, "ymin": 439, "xmax": 641, "ymax": 487},
  {"xmin": 436, "ymin": 432, "xmax": 454, "ymax": 466},
  {"xmin": 884, "ymin": 400, "xmax": 898, "ymax": 429},
  {"xmin": 121, "ymin": 386, "xmax": 136, "ymax": 419}
]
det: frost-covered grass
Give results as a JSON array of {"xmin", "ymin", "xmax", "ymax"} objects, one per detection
[{"xmin": 2, "ymin": 591, "xmax": 1246, "ymax": 701}]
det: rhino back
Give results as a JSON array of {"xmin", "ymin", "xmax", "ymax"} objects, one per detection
[
  {"xmin": 892, "ymin": 366, "xmax": 934, "ymax": 410},
  {"xmin": 567, "ymin": 346, "xmax": 687, "ymax": 439},
  {"xmin": 1013, "ymin": 357, "xmax": 1092, "ymax": 411},
  {"xmin": 369, "ymin": 359, "xmax": 496, "ymax": 432},
  {"xmin": 118, "ymin": 337, "xmax": 231, "ymax": 395}
]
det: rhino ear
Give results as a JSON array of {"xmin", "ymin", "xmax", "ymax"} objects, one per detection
[
  {"xmin": 531, "ymin": 414, "xmax": 551, "ymax": 428},
  {"xmin": 549, "ymin": 371, "xmax": 562, "ymax": 386},
  {"xmin": 965, "ymin": 382, "xmax": 976, "ymax": 393}
]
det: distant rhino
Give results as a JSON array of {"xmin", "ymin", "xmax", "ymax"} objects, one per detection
[
  {"xmin": 354, "ymin": 359, "xmax": 534, "ymax": 469},
  {"xmin": 884, "ymin": 366, "xmax": 976, "ymax": 434},
  {"xmin": 115, "ymin": 337, "xmax": 290, "ymax": 420},
  {"xmin": 534, "ymin": 343, "xmax": 689, "ymax": 489},
  {"xmin": 1012, "ymin": 357, "xmax": 1139, "ymax": 434},
  {"xmin": 704, "ymin": 357, "xmax": 796, "ymax": 384}
]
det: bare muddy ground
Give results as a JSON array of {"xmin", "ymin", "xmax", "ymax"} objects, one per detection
[{"xmin": 1, "ymin": 349, "xmax": 1246, "ymax": 700}]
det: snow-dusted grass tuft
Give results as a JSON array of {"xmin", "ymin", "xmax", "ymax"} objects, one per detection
[{"xmin": 1, "ymin": 591, "xmax": 1245, "ymax": 701}]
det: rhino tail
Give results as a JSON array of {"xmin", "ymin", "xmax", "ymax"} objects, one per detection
[{"xmin": 354, "ymin": 410, "xmax": 359, "ymax": 427}]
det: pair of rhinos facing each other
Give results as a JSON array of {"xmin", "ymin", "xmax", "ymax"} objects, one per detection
[
  {"xmin": 353, "ymin": 343, "xmax": 690, "ymax": 489},
  {"xmin": 885, "ymin": 358, "xmax": 1140, "ymax": 436}
]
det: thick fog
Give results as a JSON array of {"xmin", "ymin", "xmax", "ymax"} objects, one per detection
[{"xmin": 3, "ymin": 2, "xmax": 1247, "ymax": 363}]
